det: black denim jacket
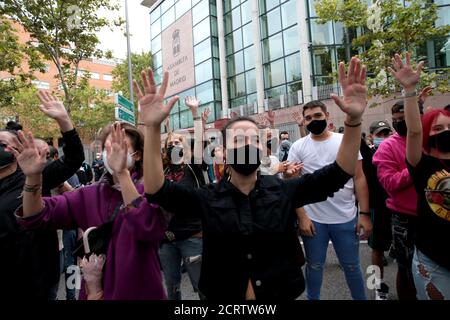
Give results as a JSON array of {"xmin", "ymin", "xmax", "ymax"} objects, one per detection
[{"xmin": 146, "ymin": 161, "xmax": 351, "ymax": 300}]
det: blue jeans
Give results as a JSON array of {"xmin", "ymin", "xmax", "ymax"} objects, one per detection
[
  {"xmin": 302, "ymin": 216, "xmax": 367, "ymax": 300},
  {"xmin": 159, "ymin": 237, "xmax": 203, "ymax": 300},
  {"xmin": 413, "ymin": 248, "xmax": 450, "ymax": 300}
]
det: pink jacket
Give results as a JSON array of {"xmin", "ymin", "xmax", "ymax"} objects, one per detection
[{"xmin": 372, "ymin": 133, "xmax": 417, "ymax": 216}]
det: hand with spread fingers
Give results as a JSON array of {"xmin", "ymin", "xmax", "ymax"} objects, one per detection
[
  {"xmin": 185, "ymin": 96, "xmax": 201, "ymax": 118},
  {"xmin": 133, "ymin": 69, "xmax": 179, "ymax": 127},
  {"xmin": 37, "ymin": 90, "xmax": 73, "ymax": 132},
  {"xmin": 388, "ymin": 52, "xmax": 424, "ymax": 91},
  {"xmin": 331, "ymin": 57, "xmax": 367, "ymax": 122},
  {"xmin": 11, "ymin": 131, "xmax": 47, "ymax": 177},
  {"xmin": 105, "ymin": 123, "xmax": 129, "ymax": 175}
]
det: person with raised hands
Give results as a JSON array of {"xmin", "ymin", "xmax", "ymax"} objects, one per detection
[
  {"xmin": 0, "ymin": 90, "xmax": 84, "ymax": 300},
  {"xmin": 137, "ymin": 57, "xmax": 367, "ymax": 301},
  {"xmin": 389, "ymin": 52, "xmax": 450, "ymax": 300},
  {"xmin": 15, "ymin": 122, "xmax": 167, "ymax": 300}
]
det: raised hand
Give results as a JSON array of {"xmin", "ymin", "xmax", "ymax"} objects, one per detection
[
  {"xmin": 37, "ymin": 90, "xmax": 69, "ymax": 121},
  {"xmin": 331, "ymin": 57, "xmax": 367, "ymax": 121},
  {"xmin": 418, "ymin": 85, "xmax": 432, "ymax": 105},
  {"xmin": 201, "ymin": 107, "xmax": 210, "ymax": 124},
  {"xmin": 266, "ymin": 109, "xmax": 275, "ymax": 126},
  {"xmin": 11, "ymin": 131, "xmax": 47, "ymax": 177},
  {"xmin": 105, "ymin": 123, "xmax": 128, "ymax": 175},
  {"xmin": 292, "ymin": 111, "xmax": 305, "ymax": 126},
  {"xmin": 388, "ymin": 52, "xmax": 424, "ymax": 91},
  {"xmin": 133, "ymin": 69, "xmax": 179, "ymax": 127},
  {"xmin": 185, "ymin": 96, "xmax": 201, "ymax": 118}
]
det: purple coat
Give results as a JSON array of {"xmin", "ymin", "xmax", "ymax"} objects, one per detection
[{"xmin": 18, "ymin": 179, "xmax": 167, "ymax": 300}]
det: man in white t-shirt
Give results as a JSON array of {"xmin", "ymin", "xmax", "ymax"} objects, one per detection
[{"xmin": 286, "ymin": 100, "xmax": 372, "ymax": 300}]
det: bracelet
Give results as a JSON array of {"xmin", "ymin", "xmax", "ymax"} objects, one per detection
[
  {"xmin": 344, "ymin": 121, "xmax": 362, "ymax": 128},
  {"xmin": 402, "ymin": 89, "xmax": 417, "ymax": 98},
  {"xmin": 23, "ymin": 184, "xmax": 42, "ymax": 194},
  {"xmin": 193, "ymin": 116, "xmax": 201, "ymax": 121},
  {"xmin": 359, "ymin": 211, "xmax": 371, "ymax": 217}
]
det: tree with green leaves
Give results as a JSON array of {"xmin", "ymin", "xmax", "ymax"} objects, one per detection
[
  {"xmin": 314, "ymin": 0, "xmax": 450, "ymax": 97},
  {"xmin": 0, "ymin": 17, "xmax": 44, "ymax": 108},
  {"xmin": 112, "ymin": 52, "xmax": 153, "ymax": 106},
  {"xmin": 1, "ymin": 0, "xmax": 123, "ymax": 110}
]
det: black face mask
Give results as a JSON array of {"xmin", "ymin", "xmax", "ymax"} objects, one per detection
[
  {"xmin": 0, "ymin": 144, "xmax": 15, "ymax": 169},
  {"xmin": 227, "ymin": 144, "xmax": 261, "ymax": 176},
  {"xmin": 393, "ymin": 120, "xmax": 407, "ymax": 137},
  {"xmin": 307, "ymin": 119, "xmax": 327, "ymax": 135},
  {"xmin": 167, "ymin": 146, "xmax": 184, "ymax": 164},
  {"xmin": 429, "ymin": 130, "xmax": 450, "ymax": 153}
]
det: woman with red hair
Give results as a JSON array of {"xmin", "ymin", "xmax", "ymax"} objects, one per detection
[{"xmin": 390, "ymin": 52, "xmax": 450, "ymax": 300}]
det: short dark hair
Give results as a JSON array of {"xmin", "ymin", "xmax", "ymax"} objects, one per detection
[
  {"xmin": 5, "ymin": 121, "xmax": 22, "ymax": 131},
  {"xmin": 222, "ymin": 116, "xmax": 259, "ymax": 148},
  {"xmin": 445, "ymin": 104, "xmax": 450, "ymax": 112},
  {"xmin": 302, "ymin": 100, "xmax": 327, "ymax": 116},
  {"xmin": 279, "ymin": 131, "xmax": 289, "ymax": 138},
  {"xmin": 392, "ymin": 100, "xmax": 424, "ymax": 114}
]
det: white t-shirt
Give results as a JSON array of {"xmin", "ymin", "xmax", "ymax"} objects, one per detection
[
  {"xmin": 260, "ymin": 155, "xmax": 280, "ymax": 176},
  {"xmin": 287, "ymin": 132, "xmax": 362, "ymax": 224}
]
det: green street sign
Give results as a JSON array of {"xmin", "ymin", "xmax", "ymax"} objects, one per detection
[
  {"xmin": 115, "ymin": 107, "xmax": 135, "ymax": 126},
  {"xmin": 115, "ymin": 94, "xmax": 134, "ymax": 114}
]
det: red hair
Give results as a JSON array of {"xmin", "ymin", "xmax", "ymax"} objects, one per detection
[{"xmin": 422, "ymin": 109, "xmax": 450, "ymax": 153}]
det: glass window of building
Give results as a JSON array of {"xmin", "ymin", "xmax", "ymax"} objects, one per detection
[
  {"xmin": 228, "ymin": 74, "xmax": 246, "ymax": 98},
  {"xmin": 211, "ymin": 16, "xmax": 218, "ymax": 37},
  {"xmin": 224, "ymin": 0, "xmax": 232, "ymax": 13},
  {"xmin": 247, "ymin": 93, "xmax": 258, "ymax": 107},
  {"xmin": 261, "ymin": 7, "xmax": 282, "ymax": 38},
  {"xmin": 224, "ymin": 12, "xmax": 233, "ymax": 34},
  {"xmin": 179, "ymin": 110, "xmax": 192, "ymax": 129},
  {"xmin": 242, "ymin": 22, "xmax": 253, "ymax": 48},
  {"xmin": 170, "ymin": 113, "xmax": 180, "ymax": 131},
  {"xmin": 213, "ymin": 58, "xmax": 221, "ymax": 79},
  {"xmin": 154, "ymin": 50, "xmax": 163, "ymax": 69},
  {"xmin": 231, "ymin": 96, "xmax": 247, "ymax": 109},
  {"xmin": 193, "ymin": 17, "xmax": 211, "ymax": 44},
  {"xmin": 435, "ymin": 37, "xmax": 450, "ymax": 67},
  {"xmin": 196, "ymin": 81, "xmax": 215, "ymax": 104},
  {"xmin": 246, "ymin": 69, "xmax": 257, "ymax": 94},
  {"xmin": 154, "ymin": 67, "xmax": 163, "ymax": 86},
  {"xmin": 231, "ymin": 6, "xmax": 242, "ymax": 31},
  {"xmin": 233, "ymin": 29, "xmax": 243, "ymax": 52},
  {"xmin": 281, "ymin": 0, "xmax": 297, "ymax": 29},
  {"xmin": 265, "ymin": 85, "xmax": 286, "ymax": 103},
  {"xmin": 285, "ymin": 53, "xmax": 301, "ymax": 83},
  {"xmin": 312, "ymin": 47, "xmax": 334, "ymax": 75},
  {"xmin": 334, "ymin": 22, "xmax": 345, "ymax": 44},
  {"xmin": 195, "ymin": 59, "xmax": 213, "ymax": 83},
  {"xmin": 310, "ymin": 20, "xmax": 334, "ymax": 45},
  {"xmin": 241, "ymin": 1, "xmax": 252, "ymax": 25},
  {"xmin": 283, "ymin": 25, "xmax": 299, "ymax": 56},
  {"xmin": 214, "ymin": 80, "xmax": 222, "ymax": 100},
  {"xmin": 161, "ymin": 0, "xmax": 174, "ymax": 14},
  {"xmin": 212, "ymin": 37, "xmax": 220, "ymax": 57},
  {"xmin": 151, "ymin": 19, "xmax": 161, "ymax": 38},
  {"xmin": 195, "ymin": 38, "xmax": 212, "ymax": 64},
  {"xmin": 244, "ymin": 45, "xmax": 255, "ymax": 70},
  {"xmin": 193, "ymin": 0, "xmax": 209, "ymax": 26},
  {"xmin": 308, "ymin": 0, "xmax": 318, "ymax": 17},
  {"xmin": 103, "ymin": 74, "xmax": 113, "ymax": 81},
  {"xmin": 264, "ymin": 59, "xmax": 286, "ymax": 88},
  {"xmin": 152, "ymin": 34, "xmax": 161, "ymax": 53},
  {"xmin": 259, "ymin": 0, "xmax": 279, "ymax": 14},
  {"xmin": 161, "ymin": 6, "xmax": 175, "ymax": 30},
  {"xmin": 227, "ymin": 51, "xmax": 244, "ymax": 76},
  {"xmin": 262, "ymin": 32, "xmax": 284, "ymax": 63},
  {"xmin": 225, "ymin": 33, "xmax": 234, "ymax": 55},
  {"xmin": 436, "ymin": 6, "xmax": 450, "ymax": 28},
  {"xmin": 210, "ymin": 1, "xmax": 217, "ymax": 17},
  {"xmin": 231, "ymin": 0, "xmax": 241, "ymax": 10},
  {"xmin": 176, "ymin": 0, "xmax": 191, "ymax": 19},
  {"xmin": 150, "ymin": 7, "xmax": 161, "ymax": 24},
  {"xmin": 192, "ymin": 0, "xmax": 202, "ymax": 5}
]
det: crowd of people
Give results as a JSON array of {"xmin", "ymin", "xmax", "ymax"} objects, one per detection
[{"xmin": 0, "ymin": 53, "xmax": 449, "ymax": 301}]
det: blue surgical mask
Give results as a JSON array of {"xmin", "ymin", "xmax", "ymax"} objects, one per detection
[{"xmin": 373, "ymin": 137, "xmax": 385, "ymax": 147}]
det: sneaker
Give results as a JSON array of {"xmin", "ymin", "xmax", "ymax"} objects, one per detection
[{"xmin": 375, "ymin": 283, "xmax": 389, "ymax": 300}]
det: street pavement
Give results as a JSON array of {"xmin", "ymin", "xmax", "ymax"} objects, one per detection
[{"xmin": 58, "ymin": 241, "xmax": 398, "ymax": 300}]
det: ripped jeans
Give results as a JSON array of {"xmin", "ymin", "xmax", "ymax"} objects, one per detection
[
  {"xmin": 159, "ymin": 237, "xmax": 203, "ymax": 300},
  {"xmin": 302, "ymin": 216, "xmax": 367, "ymax": 300},
  {"xmin": 412, "ymin": 248, "xmax": 450, "ymax": 300}
]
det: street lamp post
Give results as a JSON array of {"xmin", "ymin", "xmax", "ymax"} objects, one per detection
[{"xmin": 125, "ymin": 0, "xmax": 134, "ymax": 104}]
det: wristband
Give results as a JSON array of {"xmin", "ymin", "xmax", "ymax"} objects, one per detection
[
  {"xmin": 359, "ymin": 211, "xmax": 371, "ymax": 216},
  {"xmin": 344, "ymin": 121, "xmax": 362, "ymax": 128}
]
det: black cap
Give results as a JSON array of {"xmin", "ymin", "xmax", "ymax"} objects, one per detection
[
  {"xmin": 392, "ymin": 100, "xmax": 424, "ymax": 115},
  {"xmin": 369, "ymin": 120, "xmax": 392, "ymax": 135}
]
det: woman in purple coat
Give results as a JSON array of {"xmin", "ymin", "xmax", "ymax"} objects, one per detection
[{"xmin": 13, "ymin": 123, "xmax": 167, "ymax": 300}]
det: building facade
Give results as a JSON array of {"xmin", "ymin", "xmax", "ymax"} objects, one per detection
[{"xmin": 142, "ymin": 0, "xmax": 449, "ymax": 139}]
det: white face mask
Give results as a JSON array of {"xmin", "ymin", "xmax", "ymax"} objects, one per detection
[{"xmin": 102, "ymin": 149, "xmax": 136, "ymax": 175}]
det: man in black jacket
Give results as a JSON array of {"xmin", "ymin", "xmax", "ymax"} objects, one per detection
[{"xmin": 0, "ymin": 91, "xmax": 84, "ymax": 300}]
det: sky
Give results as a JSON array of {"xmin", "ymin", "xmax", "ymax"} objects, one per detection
[{"xmin": 96, "ymin": 0, "xmax": 152, "ymax": 61}]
